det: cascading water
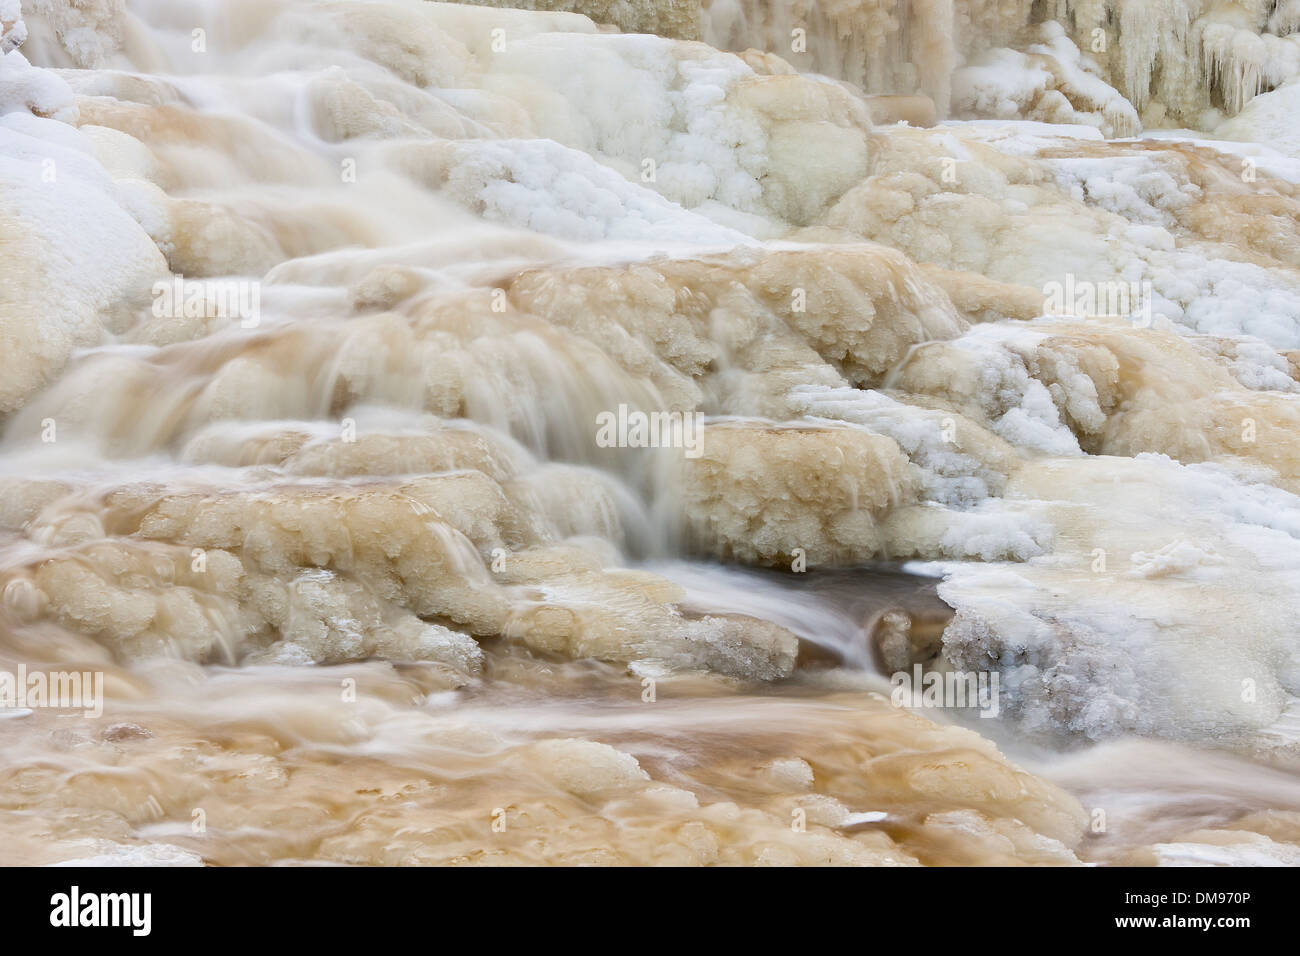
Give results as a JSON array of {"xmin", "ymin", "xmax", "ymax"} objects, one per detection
[{"xmin": 1, "ymin": 0, "xmax": 1299, "ymax": 866}]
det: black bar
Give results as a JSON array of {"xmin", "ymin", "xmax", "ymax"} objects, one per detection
[{"xmin": 10, "ymin": 865, "xmax": 1280, "ymax": 943}]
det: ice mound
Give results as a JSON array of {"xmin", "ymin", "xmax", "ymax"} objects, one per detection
[
  {"xmin": 678, "ymin": 421, "xmax": 918, "ymax": 565},
  {"xmin": 503, "ymin": 245, "xmax": 970, "ymax": 391},
  {"xmin": 12, "ymin": 0, "xmax": 127, "ymax": 69},
  {"xmin": 374, "ymin": 20, "xmax": 875, "ymax": 229},
  {"xmin": 953, "ymin": 24, "xmax": 1141, "ymax": 137},
  {"xmin": 0, "ymin": 72, "xmax": 166, "ymax": 413},
  {"xmin": 890, "ymin": 318, "xmax": 1300, "ymax": 489},
  {"xmin": 517, "ymin": 738, "xmax": 652, "ymax": 795},
  {"xmin": 923, "ymin": 454, "xmax": 1300, "ymax": 745},
  {"xmin": 0, "ymin": 2, "xmax": 26, "ymax": 55},
  {"xmin": 1216, "ymin": 77, "xmax": 1300, "ymax": 158},
  {"xmin": 791, "ymin": 386, "xmax": 1023, "ymax": 507},
  {"xmin": 5, "ymin": 468, "xmax": 807, "ymax": 679}
]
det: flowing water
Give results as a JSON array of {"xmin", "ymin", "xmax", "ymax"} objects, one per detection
[{"xmin": 2, "ymin": 0, "xmax": 1300, "ymax": 865}]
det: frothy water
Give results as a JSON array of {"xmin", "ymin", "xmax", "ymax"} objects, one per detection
[{"xmin": 2, "ymin": 0, "xmax": 1300, "ymax": 865}]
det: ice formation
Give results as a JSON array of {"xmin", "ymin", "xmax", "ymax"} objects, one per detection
[
  {"xmin": 693, "ymin": 0, "xmax": 1300, "ymax": 130},
  {"xmin": 1, "ymin": 0, "xmax": 1299, "ymax": 865}
]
